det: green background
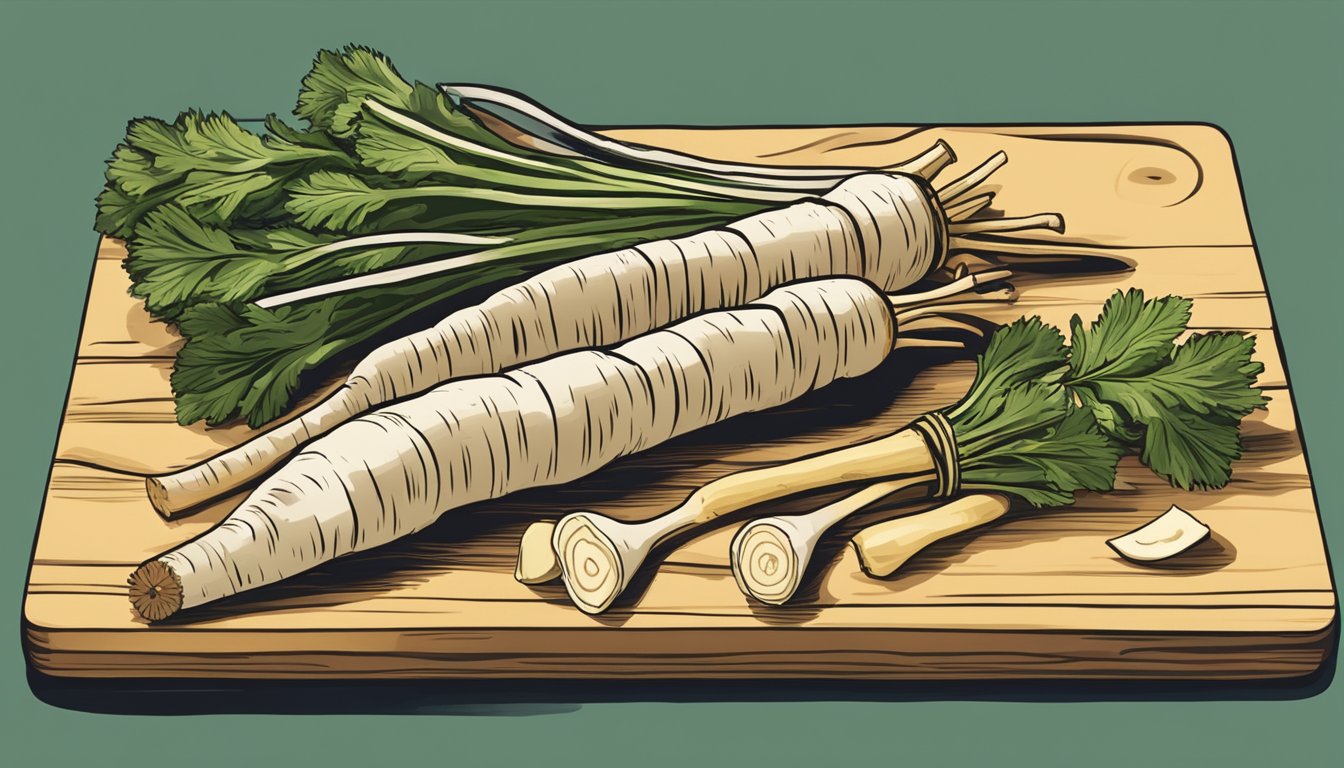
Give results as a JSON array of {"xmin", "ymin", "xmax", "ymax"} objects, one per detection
[{"xmin": 2, "ymin": 0, "xmax": 1340, "ymax": 764}]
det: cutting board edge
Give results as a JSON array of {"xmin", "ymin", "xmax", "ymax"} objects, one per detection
[{"xmin": 23, "ymin": 608, "xmax": 1339, "ymax": 681}]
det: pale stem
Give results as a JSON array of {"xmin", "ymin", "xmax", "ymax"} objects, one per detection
[
  {"xmin": 850, "ymin": 493, "xmax": 1013, "ymax": 578},
  {"xmin": 442, "ymin": 84, "xmax": 954, "ymax": 186}
]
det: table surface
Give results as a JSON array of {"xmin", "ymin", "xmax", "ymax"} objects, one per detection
[{"xmin": 21, "ymin": 123, "xmax": 1336, "ymax": 680}]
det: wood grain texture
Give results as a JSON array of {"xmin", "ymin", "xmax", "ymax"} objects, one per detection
[{"xmin": 23, "ymin": 125, "xmax": 1337, "ymax": 680}]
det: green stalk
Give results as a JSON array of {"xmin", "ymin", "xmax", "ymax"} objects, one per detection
[{"xmin": 172, "ymin": 214, "xmax": 731, "ymax": 426}]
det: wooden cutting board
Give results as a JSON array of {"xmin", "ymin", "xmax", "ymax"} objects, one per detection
[{"xmin": 23, "ymin": 124, "xmax": 1337, "ymax": 680}]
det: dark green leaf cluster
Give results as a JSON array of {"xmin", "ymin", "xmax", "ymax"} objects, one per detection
[
  {"xmin": 945, "ymin": 288, "xmax": 1265, "ymax": 508},
  {"xmin": 1068, "ymin": 288, "xmax": 1266, "ymax": 489},
  {"xmin": 950, "ymin": 328, "xmax": 1120, "ymax": 508},
  {"xmin": 95, "ymin": 45, "xmax": 771, "ymax": 427}
]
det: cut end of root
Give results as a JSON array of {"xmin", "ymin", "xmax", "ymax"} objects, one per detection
[
  {"xmin": 516, "ymin": 521, "xmax": 562, "ymax": 584},
  {"xmin": 553, "ymin": 515, "xmax": 626, "ymax": 614},
  {"xmin": 731, "ymin": 522, "xmax": 803, "ymax": 606},
  {"xmin": 128, "ymin": 560, "xmax": 184, "ymax": 622},
  {"xmin": 144, "ymin": 476, "xmax": 178, "ymax": 519},
  {"xmin": 895, "ymin": 140, "xmax": 956, "ymax": 180}
]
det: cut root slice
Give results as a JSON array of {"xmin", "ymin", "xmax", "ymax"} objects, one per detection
[
  {"xmin": 731, "ymin": 521, "xmax": 807, "ymax": 605},
  {"xmin": 515, "ymin": 521, "xmax": 562, "ymax": 584},
  {"xmin": 552, "ymin": 513, "xmax": 651, "ymax": 614},
  {"xmin": 1106, "ymin": 505, "xmax": 1211, "ymax": 563}
]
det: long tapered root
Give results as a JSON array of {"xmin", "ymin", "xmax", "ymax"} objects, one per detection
[
  {"xmin": 731, "ymin": 522, "xmax": 807, "ymax": 605},
  {"xmin": 128, "ymin": 560, "xmax": 184, "ymax": 621},
  {"xmin": 148, "ymin": 385, "xmax": 368, "ymax": 518}
]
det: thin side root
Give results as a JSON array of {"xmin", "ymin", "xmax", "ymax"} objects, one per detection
[
  {"xmin": 944, "ymin": 192, "xmax": 995, "ymax": 222},
  {"xmin": 897, "ymin": 314, "xmax": 986, "ymax": 338},
  {"xmin": 893, "ymin": 289, "xmax": 1017, "ymax": 323},
  {"xmin": 938, "ymin": 151, "xmax": 1008, "ymax": 203},
  {"xmin": 888, "ymin": 267, "xmax": 1013, "ymax": 309},
  {"xmin": 893, "ymin": 140, "xmax": 956, "ymax": 180},
  {"xmin": 893, "ymin": 337, "xmax": 968, "ymax": 350},
  {"xmin": 950, "ymin": 213, "xmax": 1064, "ymax": 235}
]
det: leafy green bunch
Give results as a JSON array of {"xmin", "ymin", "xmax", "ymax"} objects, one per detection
[
  {"xmin": 943, "ymin": 288, "xmax": 1265, "ymax": 508},
  {"xmin": 97, "ymin": 45, "xmax": 782, "ymax": 427}
]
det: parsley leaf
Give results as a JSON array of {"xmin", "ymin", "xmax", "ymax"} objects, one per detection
[{"xmin": 1069, "ymin": 288, "xmax": 1191, "ymax": 382}]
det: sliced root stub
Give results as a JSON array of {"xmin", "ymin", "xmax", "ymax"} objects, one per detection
[
  {"xmin": 731, "ymin": 521, "xmax": 806, "ymax": 606},
  {"xmin": 552, "ymin": 513, "xmax": 649, "ymax": 614},
  {"xmin": 516, "ymin": 521, "xmax": 562, "ymax": 584},
  {"xmin": 1107, "ymin": 505, "xmax": 1211, "ymax": 563},
  {"xmin": 128, "ymin": 559, "xmax": 184, "ymax": 622}
]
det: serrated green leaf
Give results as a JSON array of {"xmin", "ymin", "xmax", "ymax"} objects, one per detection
[
  {"xmin": 284, "ymin": 171, "xmax": 392, "ymax": 230},
  {"xmin": 125, "ymin": 204, "xmax": 469, "ymax": 317},
  {"xmin": 95, "ymin": 110, "xmax": 357, "ymax": 238},
  {"xmin": 295, "ymin": 45, "xmax": 414, "ymax": 137},
  {"xmin": 1069, "ymin": 288, "xmax": 1192, "ymax": 382},
  {"xmin": 950, "ymin": 316, "xmax": 1067, "ymax": 426},
  {"xmin": 1141, "ymin": 409, "xmax": 1245, "ymax": 490},
  {"xmin": 959, "ymin": 400, "xmax": 1120, "ymax": 508},
  {"xmin": 1050, "ymin": 284, "xmax": 1267, "ymax": 493},
  {"xmin": 1085, "ymin": 332, "xmax": 1266, "ymax": 424}
]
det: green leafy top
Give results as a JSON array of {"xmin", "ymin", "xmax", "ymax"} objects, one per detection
[
  {"xmin": 961, "ymin": 405, "xmax": 1122, "ymax": 508},
  {"xmin": 295, "ymin": 45, "xmax": 512, "ymax": 152},
  {"xmin": 947, "ymin": 324, "xmax": 1119, "ymax": 508},
  {"xmin": 1067, "ymin": 289, "xmax": 1266, "ymax": 489},
  {"xmin": 96, "ymin": 111, "xmax": 355, "ymax": 238},
  {"xmin": 943, "ymin": 288, "xmax": 1265, "ymax": 508}
]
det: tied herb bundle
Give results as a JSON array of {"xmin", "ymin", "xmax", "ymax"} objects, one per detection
[
  {"xmin": 840, "ymin": 288, "xmax": 1266, "ymax": 582},
  {"xmin": 99, "ymin": 46, "xmax": 870, "ymax": 428}
]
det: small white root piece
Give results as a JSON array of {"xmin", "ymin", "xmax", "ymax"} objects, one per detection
[
  {"xmin": 516, "ymin": 521, "xmax": 562, "ymax": 584},
  {"xmin": 732, "ymin": 480, "xmax": 905, "ymax": 605},
  {"xmin": 552, "ymin": 514, "xmax": 657, "ymax": 614},
  {"xmin": 850, "ymin": 493, "xmax": 1013, "ymax": 578},
  {"xmin": 1106, "ymin": 505, "xmax": 1211, "ymax": 563}
]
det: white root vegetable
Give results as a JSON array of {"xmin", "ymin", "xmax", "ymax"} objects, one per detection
[
  {"xmin": 147, "ymin": 146, "xmax": 1056, "ymax": 518},
  {"xmin": 131, "ymin": 274, "xmax": 1003, "ymax": 620}
]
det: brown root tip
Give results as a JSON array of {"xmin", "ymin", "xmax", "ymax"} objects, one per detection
[{"xmin": 128, "ymin": 560, "xmax": 183, "ymax": 622}]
